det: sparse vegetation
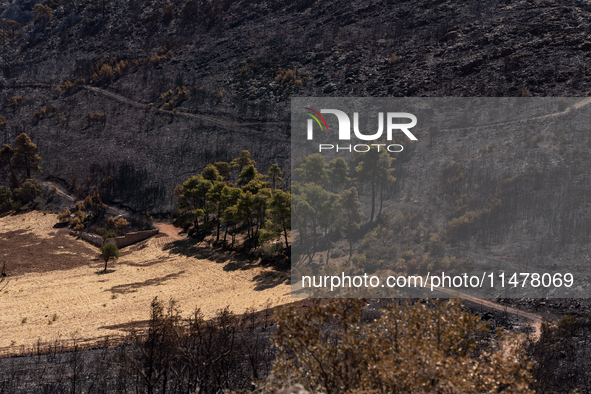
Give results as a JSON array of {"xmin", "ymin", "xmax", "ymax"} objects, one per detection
[
  {"xmin": 518, "ymin": 86, "xmax": 530, "ymax": 96},
  {"xmin": 387, "ymin": 53, "xmax": 401, "ymax": 64},
  {"xmin": 275, "ymin": 68, "xmax": 305, "ymax": 87},
  {"xmin": 4, "ymin": 20, "xmax": 21, "ymax": 38},
  {"xmin": 114, "ymin": 217, "xmax": 130, "ymax": 234},
  {"xmin": 63, "ymin": 78, "xmax": 85, "ymax": 92},
  {"xmin": 160, "ymin": 85, "xmax": 189, "ymax": 109},
  {"xmin": 32, "ymin": 4, "xmax": 53, "ymax": 22},
  {"xmin": 86, "ymin": 111, "xmax": 107, "ymax": 125},
  {"xmin": 447, "ymin": 198, "xmax": 502, "ymax": 239},
  {"xmin": 7, "ymin": 93, "xmax": 23, "ymax": 108},
  {"xmin": 32, "ymin": 105, "xmax": 57, "ymax": 123}
]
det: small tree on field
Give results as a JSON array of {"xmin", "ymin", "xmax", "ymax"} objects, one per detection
[{"xmin": 98, "ymin": 243, "xmax": 119, "ymax": 272}]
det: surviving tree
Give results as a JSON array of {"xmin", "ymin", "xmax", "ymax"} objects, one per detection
[
  {"xmin": 339, "ymin": 187, "xmax": 363, "ymax": 258},
  {"xmin": 10, "ymin": 133, "xmax": 41, "ymax": 181},
  {"xmin": 175, "ymin": 150, "xmax": 289, "ymax": 251},
  {"xmin": 98, "ymin": 243, "xmax": 120, "ymax": 272},
  {"xmin": 266, "ymin": 164, "xmax": 284, "ymax": 191},
  {"xmin": 267, "ymin": 189, "xmax": 291, "ymax": 249},
  {"xmin": 97, "ymin": 228, "xmax": 117, "ymax": 245},
  {"xmin": 12, "ymin": 178, "xmax": 42, "ymax": 205},
  {"xmin": 352, "ymin": 146, "xmax": 395, "ymax": 223}
]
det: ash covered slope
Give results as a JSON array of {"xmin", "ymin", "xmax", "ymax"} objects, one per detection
[{"xmin": 1, "ymin": 0, "xmax": 590, "ymax": 212}]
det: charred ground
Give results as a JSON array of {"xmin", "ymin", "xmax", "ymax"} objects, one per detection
[{"xmin": 2, "ymin": 0, "xmax": 591, "ymax": 212}]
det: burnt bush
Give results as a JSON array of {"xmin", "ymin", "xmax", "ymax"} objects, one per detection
[{"xmin": 0, "ymin": 298, "xmax": 276, "ymax": 393}]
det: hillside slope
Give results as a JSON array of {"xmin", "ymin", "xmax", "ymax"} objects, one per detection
[{"xmin": 2, "ymin": 0, "xmax": 591, "ymax": 212}]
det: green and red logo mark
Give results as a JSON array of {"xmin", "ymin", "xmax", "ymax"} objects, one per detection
[{"xmin": 303, "ymin": 107, "xmax": 329, "ymax": 134}]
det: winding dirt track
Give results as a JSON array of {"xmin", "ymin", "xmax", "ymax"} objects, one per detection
[
  {"xmin": 437, "ymin": 97, "xmax": 591, "ymax": 133},
  {"xmin": 419, "ymin": 282, "xmax": 545, "ymax": 340},
  {"xmin": 6, "ymin": 82, "xmax": 591, "ymax": 132},
  {"xmin": 435, "ymin": 285, "xmax": 544, "ymax": 340},
  {"xmin": 81, "ymin": 85, "xmax": 284, "ymax": 128}
]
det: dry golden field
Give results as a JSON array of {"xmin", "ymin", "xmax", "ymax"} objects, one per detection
[{"xmin": 0, "ymin": 211, "xmax": 291, "ymax": 351}]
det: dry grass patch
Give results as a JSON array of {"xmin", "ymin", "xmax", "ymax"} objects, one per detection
[{"xmin": 0, "ymin": 213, "xmax": 292, "ymax": 351}]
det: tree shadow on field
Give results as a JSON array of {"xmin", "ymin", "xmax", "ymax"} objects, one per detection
[
  {"xmin": 163, "ymin": 238, "xmax": 259, "ymax": 271},
  {"xmin": 100, "ymin": 319, "xmax": 150, "ymax": 332},
  {"xmin": 95, "ymin": 269, "xmax": 116, "ymax": 275},
  {"xmin": 253, "ymin": 270, "xmax": 290, "ymax": 291},
  {"xmin": 163, "ymin": 237, "xmax": 290, "ymax": 290},
  {"xmin": 107, "ymin": 271, "xmax": 186, "ymax": 294}
]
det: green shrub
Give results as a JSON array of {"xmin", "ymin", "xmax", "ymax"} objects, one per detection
[
  {"xmin": 557, "ymin": 315, "xmax": 578, "ymax": 333},
  {"xmin": 259, "ymin": 243, "xmax": 277, "ymax": 260},
  {"xmin": 12, "ymin": 178, "xmax": 42, "ymax": 205},
  {"xmin": 0, "ymin": 186, "xmax": 13, "ymax": 212}
]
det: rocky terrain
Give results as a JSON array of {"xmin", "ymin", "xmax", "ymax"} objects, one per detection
[{"xmin": 2, "ymin": 0, "xmax": 591, "ymax": 212}]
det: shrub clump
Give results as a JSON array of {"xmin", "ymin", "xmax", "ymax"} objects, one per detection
[
  {"xmin": 275, "ymin": 69, "xmax": 305, "ymax": 87},
  {"xmin": 266, "ymin": 299, "xmax": 534, "ymax": 393}
]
